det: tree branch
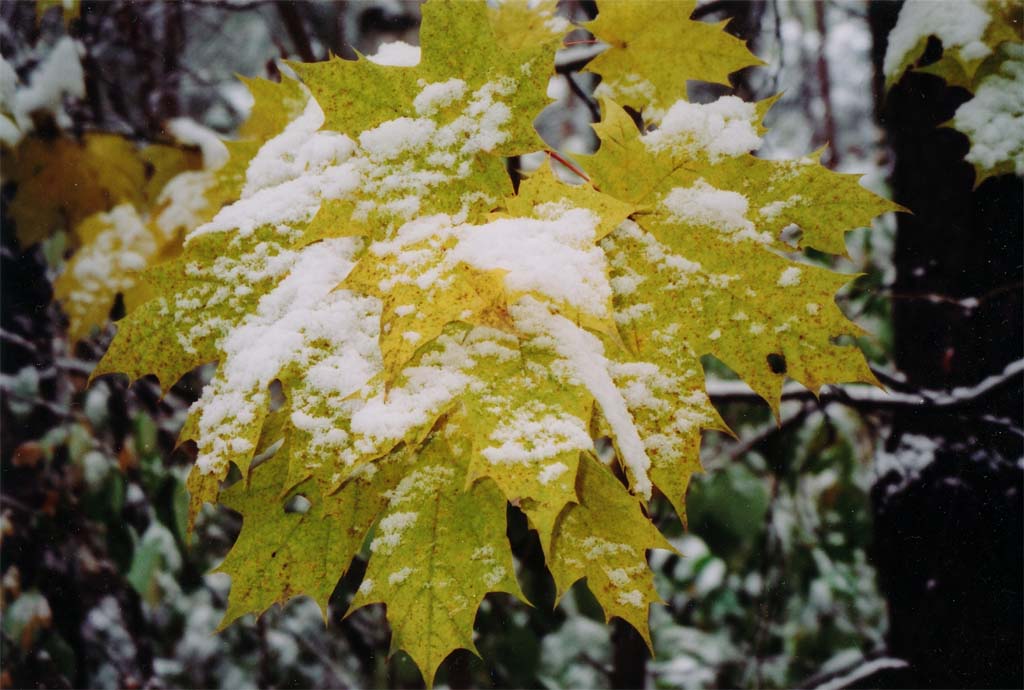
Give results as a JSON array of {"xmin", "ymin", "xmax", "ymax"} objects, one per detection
[
  {"xmin": 799, "ymin": 654, "xmax": 908, "ymax": 690},
  {"xmin": 275, "ymin": 0, "xmax": 316, "ymax": 63},
  {"xmin": 707, "ymin": 359, "xmax": 1023, "ymax": 413}
]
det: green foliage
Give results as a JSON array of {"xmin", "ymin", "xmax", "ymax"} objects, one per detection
[{"xmin": 91, "ymin": 0, "xmax": 898, "ymax": 683}]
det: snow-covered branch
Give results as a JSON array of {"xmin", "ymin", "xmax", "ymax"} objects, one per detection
[{"xmin": 706, "ymin": 359, "xmax": 1023, "ymax": 412}]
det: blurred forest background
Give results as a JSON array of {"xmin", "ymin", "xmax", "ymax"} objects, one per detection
[{"xmin": 0, "ymin": 1, "xmax": 1020, "ymax": 689}]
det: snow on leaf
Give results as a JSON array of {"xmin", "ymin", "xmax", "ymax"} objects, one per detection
[
  {"xmin": 349, "ymin": 432, "xmax": 523, "ymax": 688},
  {"xmin": 582, "ymin": 99, "xmax": 891, "ymax": 410},
  {"xmin": 952, "ymin": 42, "xmax": 1024, "ymax": 182},
  {"xmin": 54, "ymin": 204, "xmax": 160, "ymax": 343},
  {"xmin": 88, "ymin": 1, "xmax": 904, "ymax": 685},
  {"xmin": 884, "ymin": 0, "xmax": 1023, "ymax": 183},
  {"xmin": 455, "ymin": 333, "xmax": 594, "ymax": 551},
  {"xmin": 883, "ymin": 0, "xmax": 1021, "ymax": 89},
  {"xmin": 548, "ymin": 455, "xmax": 672, "ymax": 649},
  {"xmin": 294, "ymin": 0, "xmax": 556, "ymax": 155},
  {"xmin": 215, "ymin": 439, "xmax": 412, "ymax": 627}
]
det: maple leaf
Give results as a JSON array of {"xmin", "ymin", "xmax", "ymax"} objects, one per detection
[
  {"xmin": 884, "ymin": 0, "xmax": 1023, "ymax": 184},
  {"xmin": 216, "ymin": 432, "xmax": 413, "ymax": 627},
  {"xmin": 94, "ymin": 77, "xmax": 312, "ymax": 387},
  {"xmin": 9, "ymin": 78, "xmax": 303, "ymax": 344},
  {"xmin": 489, "ymin": 0, "xmax": 570, "ymax": 51},
  {"xmin": 53, "ymin": 151, "xmax": 210, "ymax": 343},
  {"xmin": 4, "ymin": 133, "xmax": 148, "ymax": 248},
  {"xmin": 54, "ymin": 204, "xmax": 162, "ymax": 343},
  {"xmin": 293, "ymin": 0, "xmax": 558, "ymax": 154},
  {"xmin": 549, "ymin": 455, "xmax": 673, "ymax": 648},
  {"xmin": 89, "ymin": 1, "xmax": 904, "ymax": 685},
  {"xmin": 581, "ymin": 99, "xmax": 895, "ymax": 404},
  {"xmin": 573, "ymin": 96, "xmax": 896, "ymax": 514},
  {"xmin": 584, "ymin": 0, "xmax": 763, "ymax": 120},
  {"xmin": 349, "ymin": 432, "xmax": 523, "ymax": 686},
  {"xmin": 883, "ymin": 0, "xmax": 1022, "ymax": 90}
]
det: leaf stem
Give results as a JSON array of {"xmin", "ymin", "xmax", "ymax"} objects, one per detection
[{"xmin": 545, "ymin": 150, "xmax": 591, "ymax": 184}]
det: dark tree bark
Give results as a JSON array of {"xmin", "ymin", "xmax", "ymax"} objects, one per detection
[
  {"xmin": 865, "ymin": 4, "xmax": 1023, "ymax": 688},
  {"xmin": 610, "ymin": 618, "xmax": 647, "ymax": 689}
]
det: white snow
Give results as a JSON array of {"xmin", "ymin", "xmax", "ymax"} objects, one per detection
[
  {"xmin": 386, "ymin": 466, "xmax": 456, "ymax": 506},
  {"xmin": 59, "ymin": 204, "xmax": 156, "ymax": 328},
  {"xmin": 368, "ymin": 207, "xmax": 614, "ymax": 319},
  {"xmin": 0, "ymin": 57, "xmax": 19, "ymax": 146},
  {"xmin": 370, "ymin": 511, "xmax": 419, "ymax": 555},
  {"xmin": 954, "ymin": 43, "xmax": 1024, "ymax": 176},
  {"xmin": 450, "ymin": 207, "xmax": 611, "ymax": 316},
  {"xmin": 662, "ymin": 179, "xmax": 771, "ymax": 244},
  {"xmin": 413, "ymin": 78, "xmax": 467, "ymax": 116},
  {"xmin": 482, "ymin": 407, "xmax": 591, "ymax": 465},
  {"xmin": 759, "ymin": 194, "xmax": 803, "ymax": 222},
  {"xmin": 192, "ymin": 98, "xmax": 358, "ymax": 241},
  {"xmin": 191, "ymin": 237, "xmax": 376, "ymax": 476},
  {"xmin": 616, "ymin": 589, "xmax": 645, "ymax": 608},
  {"xmin": 644, "ymin": 96, "xmax": 762, "ymax": 161},
  {"xmin": 388, "ymin": 567, "xmax": 415, "ymax": 585},
  {"xmin": 883, "ymin": 0, "xmax": 992, "ymax": 78},
  {"xmin": 155, "ymin": 171, "xmax": 216, "ymax": 235},
  {"xmin": 166, "ymin": 118, "xmax": 229, "ymax": 170},
  {"xmin": 777, "ymin": 266, "xmax": 802, "ymax": 287},
  {"xmin": 511, "ymin": 298, "xmax": 653, "ymax": 499},
  {"xmin": 538, "ymin": 461, "xmax": 570, "ymax": 485},
  {"xmin": 483, "ymin": 566, "xmax": 507, "ymax": 588},
  {"xmin": 367, "ymin": 41, "xmax": 422, "ymax": 67},
  {"xmin": 10, "ymin": 37, "xmax": 84, "ymax": 135},
  {"xmin": 360, "ymin": 117, "xmax": 437, "ymax": 161}
]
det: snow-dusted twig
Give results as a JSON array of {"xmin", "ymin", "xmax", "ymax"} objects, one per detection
[
  {"xmin": 801, "ymin": 655, "xmax": 908, "ymax": 690},
  {"xmin": 555, "ymin": 43, "xmax": 605, "ymax": 74},
  {"xmin": 706, "ymin": 358, "xmax": 1023, "ymax": 412}
]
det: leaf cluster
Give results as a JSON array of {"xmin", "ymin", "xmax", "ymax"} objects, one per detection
[{"xmin": 90, "ymin": 1, "xmax": 899, "ymax": 684}]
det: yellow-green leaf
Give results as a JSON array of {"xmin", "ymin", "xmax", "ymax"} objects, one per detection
[
  {"xmin": 349, "ymin": 433, "xmax": 524, "ymax": 687},
  {"xmin": 216, "ymin": 441, "xmax": 412, "ymax": 627},
  {"xmin": 548, "ymin": 455, "xmax": 672, "ymax": 648},
  {"xmin": 585, "ymin": 0, "xmax": 763, "ymax": 119}
]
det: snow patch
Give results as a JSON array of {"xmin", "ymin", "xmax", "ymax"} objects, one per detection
[
  {"xmin": 644, "ymin": 96, "xmax": 762, "ymax": 161},
  {"xmin": 368, "ymin": 41, "xmax": 422, "ymax": 67},
  {"xmin": 884, "ymin": 0, "xmax": 992, "ymax": 78}
]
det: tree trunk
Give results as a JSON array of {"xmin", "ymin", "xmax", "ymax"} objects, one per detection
[{"xmin": 865, "ymin": 4, "xmax": 1023, "ymax": 688}]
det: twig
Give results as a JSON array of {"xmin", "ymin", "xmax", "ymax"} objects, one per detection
[
  {"xmin": 294, "ymin": 635, "xmax": 350, "ymax": 688},
  {"xmin": 799, "ymin": 655, "xmax": 908, "ymax": 690},
  {"xmin": 555, "ymin": 44, "xmax": 605, "ymax": 74},
  {"xmin": 691, "ymin": 0, "xmax": 735, "ymax": 21},
  {"xmin": 546, "ymin": 150, "xmax": 591, "ymax": 183},
  {"xmin": 715, "ymin": 402, "xmax": 813, "ymax": 468},
  {"xmin": 565, "ymin": 72, "xmax": 601, "ymax": 122},
  {"xmin": 0, "ymin": 328, "xmax": 35, "ymax": 351},
  {"xmin": 814, "ymin": 0, "xmax": 838, "ymax": 168},
  {"xmin": 839, "ymin": 281, "xmax": 1023, "ymax": 313},
  {"xmin": 706, "ymin": 358, "xmax": 1023, "ymax": 413}
]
